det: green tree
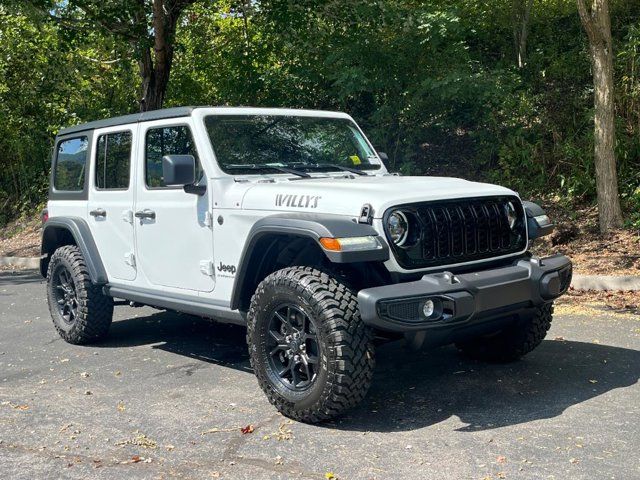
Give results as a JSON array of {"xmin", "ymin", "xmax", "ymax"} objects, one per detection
[{"xmin": 28, "ymin": 0, "xmax": 203, "ymax": 111}]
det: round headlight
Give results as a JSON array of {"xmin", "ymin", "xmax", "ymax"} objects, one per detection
[
  {"xmin": 388, "ymin": 211, "xmax": 409, "ymax": 246},
  {"xmin": 505, "ymin": 201, "xmax": 517, "ymax": 230}
]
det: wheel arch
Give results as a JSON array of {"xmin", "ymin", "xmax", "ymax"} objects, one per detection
[
  {"xmin": 41, "ymin": 217, "xmax": 108, "ymax": 284},
  {"xmin": 230, "ymin": 213, "xmax": 390, "ymax": 312}
]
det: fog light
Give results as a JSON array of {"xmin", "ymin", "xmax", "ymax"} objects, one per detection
[{"xmin": 422, "ymin": 299, "xmax": 435, "ymax": 318}]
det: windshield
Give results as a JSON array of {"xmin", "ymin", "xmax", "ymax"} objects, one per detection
[{"xmin": 204, "ymin": 115, "xmax": 381, "ymax": 175}]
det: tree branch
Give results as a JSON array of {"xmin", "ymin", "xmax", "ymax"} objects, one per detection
[{"xmin": 576, "ymin": 0, "xmax": 602, "ymax": 45}]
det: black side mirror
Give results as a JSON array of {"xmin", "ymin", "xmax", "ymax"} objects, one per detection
[
  {"xmin": 162, "ymin": 155, "xmax": 206, "ymax": 195},
  {"xmin": 162, "ymin": 154, "xmax": 196, "ymax": 186}
]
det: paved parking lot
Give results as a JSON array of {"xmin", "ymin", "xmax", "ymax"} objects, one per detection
[{"xmin": 1, "ymin": 270, "xmax": 639, "ymax": 479}]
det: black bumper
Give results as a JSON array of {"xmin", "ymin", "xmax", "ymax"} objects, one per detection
[{"xmin": 357, "ymin": 255, "xmax": 572, "ymax": 333}]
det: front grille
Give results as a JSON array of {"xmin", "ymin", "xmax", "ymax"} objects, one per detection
[{"xmin": 385, "ymin": 196, "xmax": 527, "ymax": 269}]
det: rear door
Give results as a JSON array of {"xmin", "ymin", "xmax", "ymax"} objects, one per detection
[
  {"xmin": 87, "ymin": 126, "xmax": 136, "ymax": 281},
  {"xmin": 133, "ymin": 119, "xmax": 215, "ymax": 292}
]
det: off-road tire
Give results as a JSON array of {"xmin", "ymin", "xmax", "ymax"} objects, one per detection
[
  {"xmin": 455, "ymin": 302, "xmax": 554, "ymax": 363},
  {"xmin": 46, "ymin": 245, "xmax": 114, "ymax": 344},
  {"xmin": 246, "ymin": 267, "xmax": 375, "ymax": 423}
]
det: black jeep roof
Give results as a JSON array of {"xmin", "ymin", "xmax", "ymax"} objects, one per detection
[{"xmin": 57, "ymin": 106, "xmax": 201, "ymax": 136}]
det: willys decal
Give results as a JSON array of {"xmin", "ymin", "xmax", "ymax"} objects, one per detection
[{"xmin": 275, "ymin": 194, "xmax": 321, "ymax": 209}]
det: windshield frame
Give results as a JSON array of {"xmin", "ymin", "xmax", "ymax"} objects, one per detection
[{"xmin": 201, "ymin": 112, "xmax": 384, "ymax": 176}]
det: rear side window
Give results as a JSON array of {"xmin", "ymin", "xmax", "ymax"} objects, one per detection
[
  {"xmin": 95, "ymin": 131, "xmax": 132, "ymax": 190},
  {"xmin": 145, "ymin": 125, "xmax": 201, "ymax": 188},
  {"xmin": 54, "ymin": 137, "xmax": 88, "ymax": 191}
]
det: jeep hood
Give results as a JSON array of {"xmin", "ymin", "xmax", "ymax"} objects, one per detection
[{"xmin": 239, "ymin": 175, "xmax": 518, "ymax": 218}]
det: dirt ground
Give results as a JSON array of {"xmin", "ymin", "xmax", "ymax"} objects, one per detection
[
  {"xmin": 0, "ymin": 216, "xmax": 41, "ymax": 257},
  {"xmin": 531, "ymin": 200, "xmax": 639, "ymax": 276}
]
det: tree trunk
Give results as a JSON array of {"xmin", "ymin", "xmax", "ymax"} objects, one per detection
[
  {"xmin": 138, "ymin": 0, "xmax": 184, "ymax": 112},
  {"xmin": 512, "ymin": 0, "xmax": 533, "ymax": 68},
  {"xmin": 577, "ymin": 0, "xmax": 624, "ymax": 232}
]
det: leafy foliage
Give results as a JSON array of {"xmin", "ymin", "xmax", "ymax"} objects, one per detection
[{"xmin": 0, "ymin": 0, "xmax": 639, "ymax": 226}]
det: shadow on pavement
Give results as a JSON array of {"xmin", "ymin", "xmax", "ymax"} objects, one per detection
[
  {"xmin": 0, "ymin": 270, "xmax": 42, "ymax": 287},
  {"xmin": 96, "ymin": 309, "xmax": 639, "ymax": 432},
  {"xmin": 97, "ymin": 309, "xmax": 252, "ymax": 373},
  {"xmin": 333, "ymin": 338, "xmax": 640, "ymax": 432}
]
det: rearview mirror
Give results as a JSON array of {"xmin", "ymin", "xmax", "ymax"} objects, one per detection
[{"xmin": 162, "ymin": 154, "xmax": 196, "ymax": 186}]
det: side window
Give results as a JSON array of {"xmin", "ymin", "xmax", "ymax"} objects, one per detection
[
  {"xmin": 54, "ymin": 136, "xmax": 88, "ymax": 191},
  {"xmin": 145, "ymin": 125, "xmax": 202, "ymax": 188},
  {"xmin": 95, "ymin": 131, "xmax": 132, "ymax": 190}
]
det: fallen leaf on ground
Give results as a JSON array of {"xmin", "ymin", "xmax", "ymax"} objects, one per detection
[
  {"xmin": 201, "ymin": 427, "xmax": 238, "ymax": 435},
  {"xmin": 117, "ymin": 402, "xmax": 125, "ymax": 412},
  {"xmin": 115, "ymin": 432, "xmax": 157, "ymax": 449},
  {"xmin": 325, "ymin": 473, "xmax": 336, "ymax": 480},
  {"xmin": 2, "ymin": 401, "xmax": 29, "ymax": 410},
  {"xmin": 588, "ymin": 379, "xmax": 598, "ymax": 384},
  {"xmin": 275, "ymin": 420, "xmax": 293, "ymax": 441},
  {"xmin": 240, "ymin": 424, "xmax": 254, "ymax": 434},
  {"xmin": 496, "ymin": 455, "xmax": 507, "ymax": 464}
]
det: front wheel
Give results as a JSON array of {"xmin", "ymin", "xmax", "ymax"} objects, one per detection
[
  {"xmin": 455, "ymin": 302, "xmax": 554, "ymax": 363},
  {"xmin": 246, "ymin": 267, "xmax": 375, "ymax": 423}
]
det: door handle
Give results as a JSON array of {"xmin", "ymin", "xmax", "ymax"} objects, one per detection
[
  {"xmin": 89, "ymin": 208, "xmax": 106, "ymax": 218},
  {"xmin": 134, "ymin": 209, "xmax": 156, "ymax": 220}
]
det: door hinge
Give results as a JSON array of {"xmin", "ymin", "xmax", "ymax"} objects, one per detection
[
  {"xmin": 200, "ymin": 260, "xmax": 215, "ymax": 276},
  {"xmin": 204, "ymin": 211, "xmax": 213, "ymax": 228},
  {"xmin": 122, "ymin": 209, "xmax": 134, "ymax": 224},
  {"xmin": 124, "ymin": 252, "xmax": 136, "ymax": 267}
]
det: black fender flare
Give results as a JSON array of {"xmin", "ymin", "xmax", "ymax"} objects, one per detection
[
  {"xmin": 229, "ymin": 213, "xmax": 389, "ymax": 311},
  {"xmin": 40, "ymin": 217, "xmax": 108, "ymax": 284},
  {"xmin": 522, "ymin": 201, "xmax": 554, "ymax": 239}
]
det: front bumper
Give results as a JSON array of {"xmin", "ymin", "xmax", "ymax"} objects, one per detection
[{"xmin": 358, "ymin": 255, "xmax": 572, "ymax": 333}]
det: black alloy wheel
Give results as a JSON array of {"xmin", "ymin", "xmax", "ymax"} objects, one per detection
[
  {"xmin": 266, "ymin": 304, "xmax": 321, "ymax": 391},
  {"xmin": 52, "ymin": 264, "xmax": 80, "ymax": 325}
]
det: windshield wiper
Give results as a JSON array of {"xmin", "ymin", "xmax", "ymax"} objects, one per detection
[
  {"xmin": 303, "ymin": 163, "xmax": 368, "ymax": 176},
  {"xmin": 226, "ymin": 163, "xmax": 311, "ymax": 178}
]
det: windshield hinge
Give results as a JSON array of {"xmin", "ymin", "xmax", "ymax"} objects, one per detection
[
  {"xmin": 204, "ymin": 211, "xmax": 213, "ymax": 228},
  {"xmin": 359, "ymin": 204, "xmax": 374, "ymax": 224}
]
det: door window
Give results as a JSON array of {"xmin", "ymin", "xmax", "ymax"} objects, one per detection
[
  {"xmin": 95, "ymin": 131, "xmax": 132, "ymax": 190},
  {"xmin": 145, "ymin": 125, "xmax": 202, "ymax": 188}
]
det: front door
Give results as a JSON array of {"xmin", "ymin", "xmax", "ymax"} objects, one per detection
[
  {"xmin": 87, "ymin": 126, "xmax": 136, "ymax": 281},
  {"xmin": 133, "ymin": 120, "xmax": 215, "ymax": 292}
]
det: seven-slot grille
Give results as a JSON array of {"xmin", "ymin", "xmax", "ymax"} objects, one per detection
[{"xmin": 385, "ymin": 196, "xmax": 527, "ymax": 270}]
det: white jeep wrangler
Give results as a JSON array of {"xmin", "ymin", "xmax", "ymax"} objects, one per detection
[{"xmin": 41, "ymin": 106, "xmax": 572, "ymax": 423}]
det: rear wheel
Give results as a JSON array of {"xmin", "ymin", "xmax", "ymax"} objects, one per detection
[
  {"xmin": 46, "ymin": 245, "xmax": 113, "ymax": 344},
  {"xmin": 247, "ymin": 267, "xmax": 375, "ymax": 423},
  {"xmin": 456, "ymin": 303, "xmax": 554, "ymax": 362}
]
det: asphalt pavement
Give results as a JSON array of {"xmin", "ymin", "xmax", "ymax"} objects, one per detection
[{"xmin": 1, "ymin": 270, "xmax": 639, "ymax": 479}]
